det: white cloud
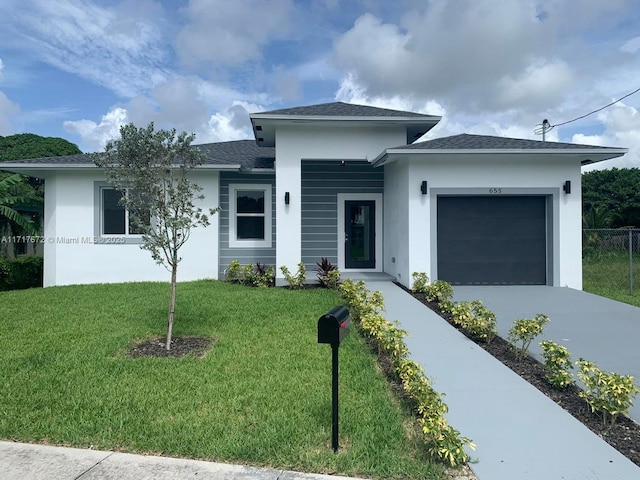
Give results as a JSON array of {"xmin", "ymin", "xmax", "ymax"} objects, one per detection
[
  {"xmin": 333, "ymin": 2, "xmax": 549, "ymax": 109},
  {"xmin": 497, "ymin": 59, "xmax": 574, "ymax": 108},
  {"xmin": 0, "ymin": 0, "xmax": 171, "ymax": 97},
  {"xmin": 175, "ymin": 0, "xmax": 293, "ymax": 66},
  {"xmin": 577, "ymin": 104, "xmax": 640, "ymax": 170},
  {"xmin": 200, "ymin": 101, "xmax": 262, "ymax": 143},
  {"xmin": 63, "ymin": 107, "xmax": 129, "ymax": 151},
  {"xmin": 621, "ymin": 36, "xmax": 640, "ymax": 54},
  {"xmin": 0, "ymin": 58, "xmax": 4, "ymax": 79},
  {"xmin": 336, "ymin": 73, "xmax": 444, "ymax": 117}
]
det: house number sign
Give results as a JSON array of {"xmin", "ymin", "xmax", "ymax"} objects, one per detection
[{"xmin": 489, "ymin": 188, "xmax": 503, "ymax": 194}]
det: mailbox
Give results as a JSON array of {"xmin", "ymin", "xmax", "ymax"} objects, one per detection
[{"xmin": 318, "ymin": 306, "xmax": 350, "ymax": 345}]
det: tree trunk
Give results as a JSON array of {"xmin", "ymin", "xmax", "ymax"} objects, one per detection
[{"xmin": 166, "ymin": 261, "xmax": 178, "ymax": 350}]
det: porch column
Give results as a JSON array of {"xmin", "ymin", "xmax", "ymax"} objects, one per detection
[{"xmin": 275, "ymin": 149, "xmax": 302, "ymax": 286}]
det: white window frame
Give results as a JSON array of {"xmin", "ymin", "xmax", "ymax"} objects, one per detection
[
  {"xmin": 94, "ymin": 183, "xmax": 145, "ymax": 244},
  {"xmin": 229, "ymin": 183, "xmax": 272, "ymax": 248}
]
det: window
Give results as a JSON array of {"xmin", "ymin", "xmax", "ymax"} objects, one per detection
[
  {"xmin": 229, "ymin": 184, "xmax": 272, "ymax": 248},
  {"xmin": 99, "ymin": 186, "xmax": 147, "ymax": 236}
]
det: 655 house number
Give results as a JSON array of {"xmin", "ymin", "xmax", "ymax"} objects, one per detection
[{"xmin": 489, "ymin": 188, "xmax": 503, "ymax": 194}]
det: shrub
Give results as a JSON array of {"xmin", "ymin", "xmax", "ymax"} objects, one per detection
[
  {"xmin": 0, "ymin": 255, "xmax": 43, "ymax": 291},
  {"xmin": 508, "ymin": 314, "xmax": 550, "ymax": 360},
  {"xmin": 450, "ymin": 300, "xmax": 497, "ymax": 343},
  {"xmin": 280, "ymin": 262, "xmax": 306, "ymax": 289},
  {"xmin": 424, "ymin": 280, "xmax": 454, "ymax": 304},
  {"xmin": 225, "ymin": 260, "xmax": 242, "ymax": 283},
  {"xmin": 338, "ymin": 279, "xmax": 383, "ymax": 322},
  {"xmin": 252, "ymin": 262, "xmax": 275, "ymax": 288},
  {"xmin": 315, "ymin": 258, "xmax": 341, "ymax": 289},
  {"xmin": 576, "ymin": 358, "xmax": 639, "ymax": 427},
  {"xmin": 339, "ymin": 280, "xmax": 474, "ymax": 466},
  {"xmin": 411, "ymin": 272, "xmax": 430, "ymax": 293},
  {"xmin": 539, "ymin": 340, "xmax": 574, "ymax": 389},
  {"xmin": 225, "ymin": 260, "xmax": 274, "ymax": 287}
]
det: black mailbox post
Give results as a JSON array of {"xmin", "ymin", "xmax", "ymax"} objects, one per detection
[{"xmin": 317, "ymin": 306, "xmax": 350, "ymax": 452}]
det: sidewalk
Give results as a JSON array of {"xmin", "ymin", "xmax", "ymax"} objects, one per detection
[
  {"xmin": 366, "ymin": 281, "xmax": 640, "ymax": 480},
  {"xmin": 0, "ymin": 441, "xmax": 361, "ymax": 480}
]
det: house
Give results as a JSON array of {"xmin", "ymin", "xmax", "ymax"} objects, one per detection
[{"xmin": 0, "ymin": 102, "xmax": 627, "ymax": 289}]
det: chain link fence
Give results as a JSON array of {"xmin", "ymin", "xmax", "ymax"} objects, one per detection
[{"xmin": 583, "ymin": 229, "xmax": 640, "ymax": 294}]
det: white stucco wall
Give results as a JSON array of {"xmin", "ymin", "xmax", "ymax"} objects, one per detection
[
  {"xmin": 384, "ymin": 155, "xmax": 583, "ymax": 289},
  {"xmin": 274, "ymin": 124, "xmax": 406, "ymax": 283},
  {"xmin": 42, "ymin": 170, "xmax": 220, "ymax": 287}
]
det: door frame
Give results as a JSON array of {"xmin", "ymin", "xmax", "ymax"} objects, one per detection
[{"xmin": 337, "ymin": 193, "xmax": 383, "ymax": 272}]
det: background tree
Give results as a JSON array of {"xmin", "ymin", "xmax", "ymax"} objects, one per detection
[
  {"xmin": 0, "ymin": 133, "xmax": 82, "ymax": 161},
  {"xmin": 93, "ymin": 123, "xmax": 217, "ymax": 350},
  {"xmin": 0, "ymin": 133, "xmax": 78, "ymax": 256},
  {"xmin": 0, "ymin": 173, "xmax": 41, "ymax": 235},
  {"xmin": 582, "ymin": 168, "xmax": 640, "ymax": 228}
]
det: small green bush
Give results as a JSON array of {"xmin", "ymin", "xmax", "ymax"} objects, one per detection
[
  {"xmin": 424, "ymin": 280, "xmax": 454, "ymax": 304},
  {"xmin": 0, "ymin": 255, "xmax": 43, "ymax": 291},
  {"xmin": 280, "ymin": 262, "xmax": 306, "ymax": 289},
  {"xmin": 225, "ymin": 260, "xmax": 242, "ymax": 283},
  {"xmin": 576, "ymin": 358, "xmax": 639, "ymax": 427},
  {"xmin": 450, "ymin": 300, "xmax": 497, "ymax": 343},
  {"xmin": 411, "ymin": 272, "xmax": 430, "ymax": 293},
  {"xmin": 539, "ymin": 340, "xmax": 574, "ymax": 389},
  {"xmin": 225, "ymin": 260, "xmax": 274, "ymax": 287},
  {"xmin": 508, "ymin": 314, "xmax": 550, "ymax": 360}
]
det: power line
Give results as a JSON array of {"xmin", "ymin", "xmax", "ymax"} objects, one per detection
[{"xmin": 534, "ymin": 86, "xmax": 640, "ymax": 139}]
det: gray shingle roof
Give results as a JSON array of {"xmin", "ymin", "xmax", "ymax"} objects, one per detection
[
  {"xmin": 259, "ymin": 101, "xmax": 433, "ymax": 118},
  {"xmin": 1, "ymin": 140, "xmax": 275, "ymax": 170},
  {"xmin": 398, "ymin": 133, "xmax": 622, "ymax": 150},
  {"xmin": 196, "ymin": 140, "xmax": 274, "ymax": 168}
]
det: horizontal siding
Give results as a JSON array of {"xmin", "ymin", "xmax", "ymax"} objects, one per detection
[
  {"xmin": 301, "ymin": 160, "xmax": 383, "ymax": 271},
  {"xmin": 219, "ymin": 172, "xmax": 276, "ymax": 278}
]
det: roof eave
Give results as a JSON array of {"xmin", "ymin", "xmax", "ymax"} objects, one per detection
[
  {"xmin": 372, "ymin": 148, "xmax": 629, "ymax": 167},
  {"xmin": 0, "ymin": 163, "xmax": 244, "ymax": 174},
  {"xmin": 250, "ymin": 115, "xmax": 442, "ymax": 147}
]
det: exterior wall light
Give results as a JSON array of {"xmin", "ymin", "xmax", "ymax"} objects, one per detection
[
  {"xmin": 563, "ymin": 180, "xmax": 571, "ymax": 194},
  {"xmin": 285, "ymin": 192, "xmax": 290, "ymax": 204},
  {"xmin": 420, "ymin": 180, "xmax": 428, "ymax": 195}
]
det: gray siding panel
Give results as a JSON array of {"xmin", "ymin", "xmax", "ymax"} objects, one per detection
[
  {"xmin": 301, "ymin": 161, "xmax": 383, "ymax": 271},
  {"xmin": 219, "ymin": 172, "xmax": 276, "ymax": 278}
]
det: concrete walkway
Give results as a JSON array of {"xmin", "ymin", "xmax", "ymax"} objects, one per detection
[
  {"xmin": 0, "ymin": 441, "xmax": 362, "ymax": 480},
  {"xmin": 366, "ymin": 281, "xmax": 640, "ymax": 480},
  {"xmin": 453, "ymin": 285, "xmax": 640, "ymax": 422}
]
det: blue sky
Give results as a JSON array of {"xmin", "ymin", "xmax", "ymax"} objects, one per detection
[{"xmin": 0, "ymin": 0, "xmax": 639, "ymax": 169}]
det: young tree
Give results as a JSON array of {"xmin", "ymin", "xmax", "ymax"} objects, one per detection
[{"xmin": 93, "ymin": 123, "xmax": 217, "ymax": 350}]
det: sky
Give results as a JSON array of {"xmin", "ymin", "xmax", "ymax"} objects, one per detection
[{"xmin": 0, "ymin": 0, "xmax": 639, "ymax": 171}]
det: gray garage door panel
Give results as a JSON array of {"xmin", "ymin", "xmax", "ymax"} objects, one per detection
[{"xmin": 437, "ymin": 196, "xmax": 547, "ymax": 285}]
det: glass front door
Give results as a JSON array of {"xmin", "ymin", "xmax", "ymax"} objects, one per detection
[{"xmin": 345, "ymin": 200, "xmax": 375, "ymax": 269}]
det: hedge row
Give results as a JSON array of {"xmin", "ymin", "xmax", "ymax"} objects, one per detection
[{"xmin": 0, "ymin": 255, "xmax": 43, "ymax": 291}]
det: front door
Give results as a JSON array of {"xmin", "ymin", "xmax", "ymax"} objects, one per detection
[{"xmin": 345, "ymin": 200, "xmax": 375, "ymax": 269}]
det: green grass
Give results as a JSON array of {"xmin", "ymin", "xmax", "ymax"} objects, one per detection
[
  {"xmin": 583, "ymin": 252, "xmax": 640, "ymax": 307},
  {"xmin": 0, "ymin": 281, "xmax": 443, "ymax": 479}
]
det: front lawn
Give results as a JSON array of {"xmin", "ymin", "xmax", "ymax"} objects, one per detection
[{"xmin": 0, "ymin": 281, "xmax": 443, "ymax": 479}]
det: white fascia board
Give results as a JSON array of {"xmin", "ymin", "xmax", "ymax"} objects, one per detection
[
  {"xmin": 250, "ymin": 114, "xmax": 442, "ymax": 124},
  {"xmin": 1, "ymin": 163, "xmax": 242, "ymax": 171},
  {"xmin": 372, "ymin": 147, "xmax": 629, "ymax": 167}
]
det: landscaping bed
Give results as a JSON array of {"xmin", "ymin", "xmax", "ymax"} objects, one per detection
[{"xmin": 407, "ymin": 289, "xmax": 640, "ymax": 468}]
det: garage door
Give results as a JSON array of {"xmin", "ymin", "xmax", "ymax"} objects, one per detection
[{"xmin": 437, "ymin": 196, "xmax": 547, "ymax": 285}]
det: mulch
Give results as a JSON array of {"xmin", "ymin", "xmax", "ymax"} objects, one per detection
[{"xmin": 406, "ymin": 289, "xmax": 640, "ymax": 468}]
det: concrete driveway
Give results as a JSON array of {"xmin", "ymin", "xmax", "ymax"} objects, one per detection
[{"xmin": 453, "ymin": 286, "xmax": 640, "ymax": 422}]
